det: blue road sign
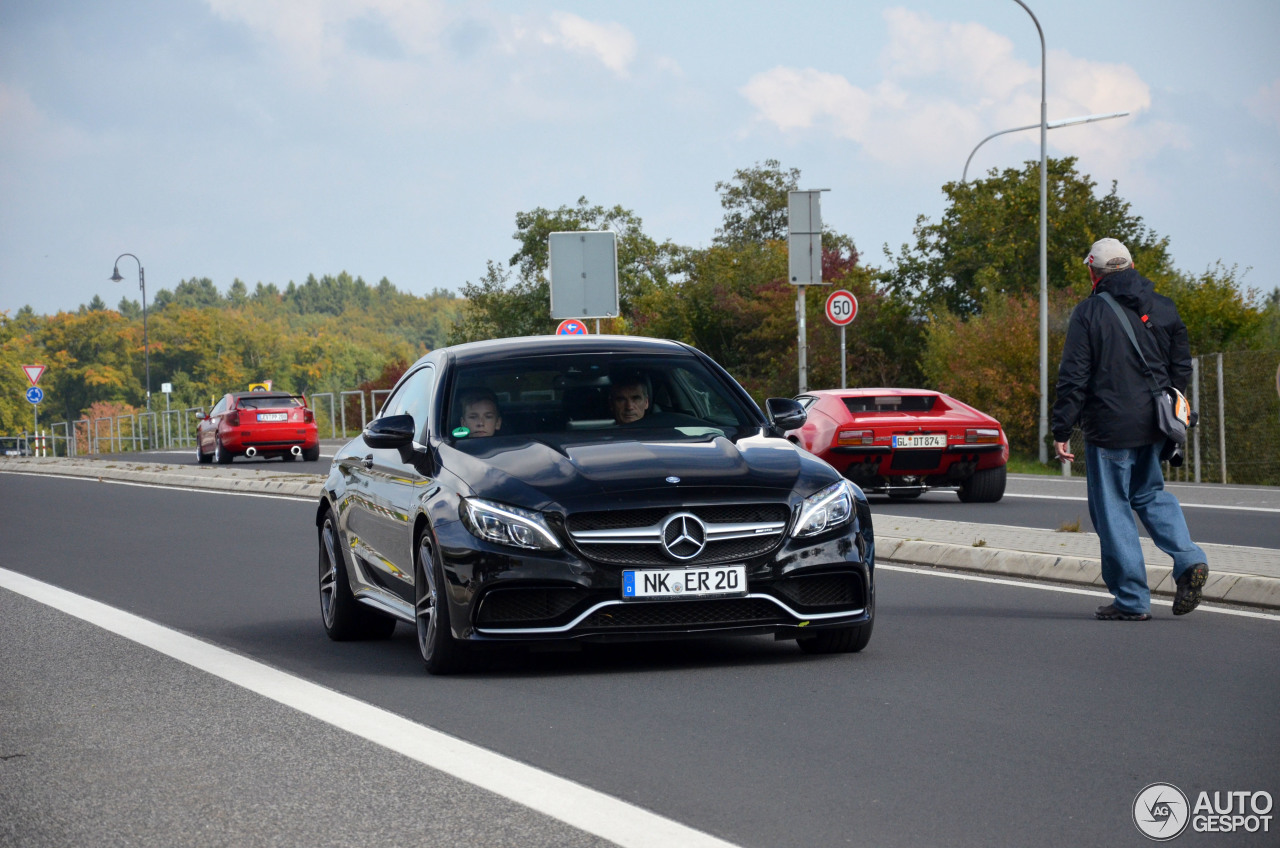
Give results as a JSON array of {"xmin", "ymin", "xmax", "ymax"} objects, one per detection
[{"xmin": 26, "ymin": 386, "xmax": 43, "ymax": 404}]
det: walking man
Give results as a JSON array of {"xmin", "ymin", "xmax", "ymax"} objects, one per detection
[{"xmin": 1052, "ymin": 237, "xmax": 1208, "ymax": 621}]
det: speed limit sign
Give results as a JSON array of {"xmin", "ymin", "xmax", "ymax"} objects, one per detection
[{"xmin": 825, "ymin": 290, "xmax": 858, "ymax": 326}]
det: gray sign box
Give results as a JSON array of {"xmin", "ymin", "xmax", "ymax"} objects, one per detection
[
  {"xmin": 549, "ymin": 231, "xmax": 619, "ymax": 319},
  {"xmin": 788, "ymin": 190, "xmax": 827, "ymax": 286}
]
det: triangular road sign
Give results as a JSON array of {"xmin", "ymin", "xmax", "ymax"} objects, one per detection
[{"xmin": 22, "ymin": 364, "xmax": 45, "ymax": 387}]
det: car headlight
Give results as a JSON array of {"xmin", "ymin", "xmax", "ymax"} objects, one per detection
[
  {"xmin": 792, "ymin": 480, "xmax": 854, "ymax": 538},
  {"xmin": 461, "ymin": 498, "xmax": 561, "ymax": 551}
]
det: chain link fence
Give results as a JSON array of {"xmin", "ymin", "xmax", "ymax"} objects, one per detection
[{"xmin": 1062, "ymin": 350, "xmax": 1280, "ymax": 485}]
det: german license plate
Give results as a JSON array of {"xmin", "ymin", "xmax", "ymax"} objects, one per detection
[
  {"xmin": 893, "ymin": 434, "xmax": 945, "ymax": 448},
  {"xmin": 257, "ymin": 413, "xmax": 288, "ymax": 422},
  {"xmin": 622, "ymin": 565, "xmax": 747, "ymax": 600}
]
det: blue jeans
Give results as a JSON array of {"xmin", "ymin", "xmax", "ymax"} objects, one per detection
[{"xmin": 1085, "ymin": 442, "xmax": 1208, "ymax": 614}]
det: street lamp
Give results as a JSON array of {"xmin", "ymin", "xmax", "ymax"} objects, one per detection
[
  {"xmin": 962, "ymin": 111, "xmax": 1130, "ymax": 183},
  {"xmin": 1009, "ymin": 0, "xmax": 1050, "ymax": 464},
  {"xmin": 110, "ymin": 253, "xmax": 149, "ymax": 412}
]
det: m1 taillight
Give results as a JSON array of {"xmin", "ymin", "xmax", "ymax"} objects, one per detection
[
  {"xmin": 837, "ymin": 429, "xmax": 874, "ymax": 446},
  {"xmin": 965, "ymin": 428, "xmax": 1000, "ymax": 444}
]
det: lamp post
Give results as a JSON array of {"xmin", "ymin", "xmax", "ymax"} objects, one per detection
[
  {"xmin": 110, "ymin": 253, "xmax": 150, "ymax": 412},
  {"xmin": 962, "ymin": 111, "xmax": 1130, "ymax": 183},
  {"xmin": 1008, "ymin": 0, "xmax": 1050, "ymax": 464}
]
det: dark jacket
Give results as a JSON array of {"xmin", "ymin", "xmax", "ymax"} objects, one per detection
[{"xmin": 1051, "ymin": 267, "xmax": 1192, "ymax": 448}]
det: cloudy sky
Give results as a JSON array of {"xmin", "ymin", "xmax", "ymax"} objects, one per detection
[{"xmin": 2, "ymin": 0, "xmax": 1277, "ymax": 317}]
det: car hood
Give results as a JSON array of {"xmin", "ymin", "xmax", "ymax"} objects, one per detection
[{"xmin": 440, "ymin": 433, "xmax": 829, "ymax": 510}]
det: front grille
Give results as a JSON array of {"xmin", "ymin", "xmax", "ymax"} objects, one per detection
[
  {"xmin": 569, "ymin": 503, "xmax": 788, "ymax": 531},
  {"xmin": 578, "ymin": 537, "xmax": 779, "ymax": 567},
  {"xmin": 889, "ymin": 449, "xmax": 943, "ymax": 471},
  {"xmin": 580, "ymin": 598, "xmax": 786, "ymax": 629},
  {"xmin": 475, "ymin": 587, "xmax": 584, "ymax": 625},
  {"xmin": 773, "ymin": 572, "xmax": 863, "ymax": 609},
  {"xmin": 567, "ymin": 503, "xmax": 789, "ymax": 567}
]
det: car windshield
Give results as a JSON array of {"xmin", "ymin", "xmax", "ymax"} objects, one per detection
[
  {"xmin": 238, "ymin": 395, "xmax": 304, "ymax": 409},
  {"xmin": 446, "ymin": 352, "xmax": 757, "ymax": 444},
  {"xmin": 843, "ymin": 395, "xmax": 936, "ymax": 413}
]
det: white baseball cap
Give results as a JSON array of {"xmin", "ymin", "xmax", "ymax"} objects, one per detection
[{"xmin": 1084, "ymin": 238, "xmax": 1133, "ymax": 274}]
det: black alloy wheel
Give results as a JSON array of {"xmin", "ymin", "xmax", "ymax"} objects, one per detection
[
  {"xmin": 318, "ymin": 511, "xmax": 395, "ymax": 641},
  {"xmin": 415, "ymin": 533, "xmax": 470, "ymax": 675}
]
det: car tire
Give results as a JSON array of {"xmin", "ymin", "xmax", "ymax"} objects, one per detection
[
  {"xmin": 196, "ymin": 440, "xmax": 212, "ymax": 465},
  {"xmin": 318, "ymin": 510, "xmax": 396, "ymax": 641},
  {"xmin": 798, "ymin": 617, "xmax": 873, "ymax": 655},
  {"xmin": 214, "ymin": 437, "xmax": 234, "ymax": 465},
  {"xmin": 415, "ymin": 532, "xmax": 470, "ymax": 675},
  {"xmin": 303, "ymin": 446, "xmax": 321, "ymax": 462},
  {"xmin": 957, "ymin": 465, "xmax": 1007, "ymax": 503},
  {"xmin": 799, "ymin": 587, "xmax": 873, "ymax": 655}
]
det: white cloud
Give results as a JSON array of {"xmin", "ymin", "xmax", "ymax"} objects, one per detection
[
  {"xmin": 1247, "ymin": 79, "xmax": 1280, "ymax": 132},
  {"xmin": 738, "ymin": 7, "xmax": 1173, "ymax": 173},
  {"xmin": 0, "ymin": 83, "xmax": 87, "ymax": 158},
  {"xmin": 205, "ymin": 0, "xmax": 448, "ymax": 83},
  {"xmin": 740, "ymin": 67, "xmax": 872, "ymax": 136},
  {"xmin": 540, "ymin": 12, "xmax": 637, "ymax": 77}
]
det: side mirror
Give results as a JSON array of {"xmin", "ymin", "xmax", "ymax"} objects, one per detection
[
  {"xmin": 364, "ymin": 413, "xmax": 415, "ymax": 449},
  {"xmin": 765, "ymin": 397, "xmax": 807, "ymax": 432}
]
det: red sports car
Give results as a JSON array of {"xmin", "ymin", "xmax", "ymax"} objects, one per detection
[
  {"xmin": 196, "ymin": 390, "xmax": 320, "ymax": 464},
  {"xmin": 787, "ymin": 389, "xmax": 1008, "ymax": 501}
]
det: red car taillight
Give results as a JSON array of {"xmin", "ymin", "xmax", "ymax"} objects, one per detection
[
  {"xmin": 227, "ymin": 410, "xmax": 240, "ymax": 426},
  {"xmin": 303, "ymin": 409, "xmax": 314, "ymax": 423},
  {"xmin": 837, "ymin": 429, "xmax": 875, "ymax": 446},
  {"xmin": 965, "ymin": 428, "xmax": 1000, "ymax": 444}
]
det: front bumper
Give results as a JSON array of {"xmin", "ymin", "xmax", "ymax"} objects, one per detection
[{"xmin": 433, "ymin": 519, "xmax": 874, "ymax": 644}]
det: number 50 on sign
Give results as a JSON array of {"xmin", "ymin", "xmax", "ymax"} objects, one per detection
[{"xmin": 825, "ymin": 290, "xmax": 857, "ymax": 326}]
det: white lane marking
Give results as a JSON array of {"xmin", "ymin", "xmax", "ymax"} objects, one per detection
[
  {"xmin": 1002, "ymin": 492, "xmax": 1280, "ymax": 513},
  {"xmin": 879, "ymin": 564, "xmax": 1280, "ymax": 621},
  {"xmin": 0, "ymin": 471, "xmax": 314, "ymax": 502},
  {"xmin": 0, "ymin": 568, "xmax": 741, "ymax": 848}
]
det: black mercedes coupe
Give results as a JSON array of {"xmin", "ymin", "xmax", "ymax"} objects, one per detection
[{"xmin": 316, "ymin": 335, "xmax": 875, "ymax": 673}]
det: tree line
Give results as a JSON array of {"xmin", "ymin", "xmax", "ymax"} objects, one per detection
[{"xmin": 3, "ymin": 158, "xmax": 1276, "ymax": 459}]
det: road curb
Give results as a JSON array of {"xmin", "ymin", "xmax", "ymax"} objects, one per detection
[{"xmin": 877, "ymin": 538, "xmax": 1279, "ymax": 611}]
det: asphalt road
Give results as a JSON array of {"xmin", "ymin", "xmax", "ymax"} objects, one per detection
[{"xmin": 3, "ymin": 473, "xmax": 1277, "ymax": 847}]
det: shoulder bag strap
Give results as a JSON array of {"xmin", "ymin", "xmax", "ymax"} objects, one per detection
[{"xmin": 1096, "ymin": 291, "xmax": 1163, "ymax": 398}]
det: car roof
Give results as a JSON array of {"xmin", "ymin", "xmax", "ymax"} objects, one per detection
[{"xmin": 414, "ymin": 335, "xmax": 697, "ymax": 368}]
